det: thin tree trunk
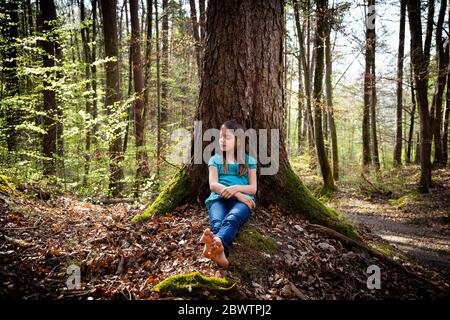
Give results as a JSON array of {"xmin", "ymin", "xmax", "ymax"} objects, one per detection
[
  {"xmin": 188, "ymin": 0, "xmax": 201, "ymax": 77},
  {"xmin": 1, "ymin": 0, "xmax": 20, "ymax": 152},
  {"xmin": 325, "ymin": 8, "xmax": 339, "ymax": 181},
  {"xmin": 144, "ymin": 0, "xmax": 153, "ymax": 129},
  {"xmin": 406, "ymin": 66, "xmax": 417, "ymax": 164},
  {"xmin": 313, "ymin": 0, "xmax": 335, "ymax": 192},
  {"xmin": 41, "ymin": 0, "xmax": 58, "ymax": 176},
  {"xmin": 394, "ymin": 0, "xmax": 406, "ymax": 166},
  {"xmin": 130, "ymin": 0, "xmax": 150, "ymax": 193},
  {"xmin": 362, "ymin": 0, "xmax": 374, "ymax": 172},
  {"xmin": 431, "ymin": 0, "xmax": 448, "ymax": 166},
  {"xmin": 100, "ymin": 0, "xmax": 125, "ymax": 197},
  {"xmin": 371, "ymin": 53, "xmax": 380, "ymax": 170},
  {"xmin": 155, "ymin": 0, "xmax": 161, "ymax": 181},
  {"xmin": 160, "ymin": 0, "xmax": 169, "ymax": 129}
]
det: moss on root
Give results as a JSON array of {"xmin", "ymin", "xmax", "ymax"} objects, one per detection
[
  {"xmin": 283, "ymin": 167, "xmax": 360, "ymax": 240},
  {"xmin": 132, "ymin": 168, "xmax": 192, "ymax": 222},
  {"xmin": 237, "ymin": 226, "xmax": 278, "ymax": 253},
  {"xmin": 150, "ymin": 272, "xmax": 236, "ymax": 296}
]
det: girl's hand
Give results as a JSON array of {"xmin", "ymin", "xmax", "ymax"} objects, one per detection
[
  {"xmin": 220, "ymin": 185, "xmax": 240, "ymax": 199},
  {"xmin": 235, "ymin": 192, "xmax": 254, "ymax": 210}
]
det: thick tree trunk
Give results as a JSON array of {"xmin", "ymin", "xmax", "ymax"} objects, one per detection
[
  {"xmin": 133, "ymin": 0, "xmax": 357, "ymax": 239},
  {"xmin": 313, "ymin": 0, "xmax": 335, "ymax": 192},
  {"xmin": 407, "ymin": 0, "xmax": 432, "ymax": 192},
  {"xmin": 394, "ymin": 0, "xmax": 406, "ymax": 166},
  {"xmin": 130, "ymin": 0, "xmax": 150, "ymax": 192},
  {"xmin": 100, "ymin": 0, "xmax": 125, "ymax": 197},
  {"xmin": 362, "ymin": 0, "xmax": 374, "ymax": 172}
]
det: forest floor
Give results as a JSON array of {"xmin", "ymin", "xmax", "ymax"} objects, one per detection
[{"xmin": 0, "ymin": 167, "xmax": 449, "ymax": 300}]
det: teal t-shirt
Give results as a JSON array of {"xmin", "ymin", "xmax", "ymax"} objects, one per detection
[{"xmin": 205, "ymin": 153, "xmax": 257, "ymax": 209}]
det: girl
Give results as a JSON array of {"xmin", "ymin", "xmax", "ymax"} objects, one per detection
[{"xmin": 200, "ymin": 119, "xmax": 257, "ymax": 268}]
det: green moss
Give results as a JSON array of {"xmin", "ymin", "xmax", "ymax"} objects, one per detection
[
  {"xmin": 237, "ymin": 226, "xmax": 278, "ymax": 253},
  {"xmin": 132, "ymin": 168, "xmax": 191, "ymax": 222},
  {"xmin": 0, "ymin": 174, "xmax": 15, "ymax": 195},
  {"xmin": 150, "ymin": 272, "xmax": 236, "ymax": 295},
  {"xmin": 283, "ymin": 167, "xmax": 360, "ymax": 240}
]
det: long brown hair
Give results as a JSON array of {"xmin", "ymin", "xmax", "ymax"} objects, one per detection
[{"xmin": 220, "ymin": 119, "xmax": 249, "ymax": 176}]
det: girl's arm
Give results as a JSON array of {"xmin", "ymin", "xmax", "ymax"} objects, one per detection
[
  {"xmin": 208, "ymin": 166, "xmax": 227, "ymax": 195},
  {"xmin": 220, "ymin": 168, "xmax": 257, "ymax": 198}
]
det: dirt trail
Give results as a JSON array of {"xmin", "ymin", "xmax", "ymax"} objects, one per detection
[{"xmin": 330, "ymin": 170, "xmax": 450, "ymax": 282}]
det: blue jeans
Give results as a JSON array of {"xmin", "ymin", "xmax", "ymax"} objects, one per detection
[{"xmin": 208, "ymin": 197, "xmax": 252, "ymax": 257}]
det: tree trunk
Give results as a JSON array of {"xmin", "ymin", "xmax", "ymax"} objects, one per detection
[
  {"xmin": 100, "ymin": 0, "xmax": 125, "ymax": 197},
  {"xmin": 362, "ymin": 0, "xmax": 374, "ymax": 172},
  {"xmin": 160, "ymin": 0, "xmax": 169, "ymax": 128},
  {"xmin": 1, "ymin": 0, "xmax": 20, "ymax": 152},
  {"xmin": 188, "ymin": 0, "xmax": 201, "ymax": 77},
  {"xmin": 293, "ymin": 0, "xmax": 314, "ymax": 155},
  {"xmin": 313, "ymin": 0, "xmax": 335, "ymax": 192},
  {"xmin": 431, "ymin": 0, "xmax": 448, "ymax": 166},
  {"xmin": 407, "ymin": 0, "xmax": 432, "ymax": 192},
  {"xmin": 371, "ymin": 53, "xmax": 380, "ymax": 170},
  {"xmin": 443, "ymin": 71, "xmax": 450, "ymax": 166},
  {"xmin": 406, "ymin": 65, "xmax": 417, "ymax": 164},
  {"xmin": 40, "ymin": 0, "xmax": 58, "ymax": 176},
  {"xmin": 325, "ymin": 8, "xmax": 339, "ymax": 181},
  {"xmin": 144, "ymin": 0, "xmax": 153, "ymax": 130},
  {"xmin": 394, "ymin": 0, "xmax": 406, "ymax": 166},
  {"xmin": 133, "ymin": 0, "xmax": 357, "ymax": 239},
  {"xmin": 80, "ymin": 0, "xmax": 92, "ymax": 185},
  {"xmin": 130, "ymin": 0, "xmax": 151, "ymax": 192},
  {"xmin": 155, "ymin": 0, "xmax": 162, "ymax": 181}
]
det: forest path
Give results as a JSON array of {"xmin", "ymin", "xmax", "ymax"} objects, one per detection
[{"xmin": 329, "ymin": 168, "xmax": 450, "ymax": 281}]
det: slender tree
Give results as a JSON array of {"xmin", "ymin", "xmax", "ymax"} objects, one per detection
[
  {"xmin": 394, "ymin": 0, "xmax": 406, "ymax": 166},
  {"xmin": 129, "ymin": 0, "xmax": 150, "ymax": 192},
  {"xmin": 362, "ymin": 0, "xmax": 375, "ymax": 172},
  {"xmin": 100, "ymin": 0, "xmax": 125, "ymax": 196},
  {"xmin": 406, "ymin": 0, "xmax": 433, "ymax": 192},
  {"xmin": 40, "ymin": 0, "xmax": 58, "ymax": 176}
]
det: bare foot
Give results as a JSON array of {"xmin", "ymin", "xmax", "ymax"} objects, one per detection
[
  {"xmin": 212, "ymin": 236, "xmax": 229, "ymax": 268},
  {"xmin": 200, "ymin": 228, "xmax": 215, "ymax": 258}
]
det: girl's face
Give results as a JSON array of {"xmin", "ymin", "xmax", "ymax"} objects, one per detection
[{"xmin": 219, "ymin": 127, "xmax": 237, "ymax": 152}]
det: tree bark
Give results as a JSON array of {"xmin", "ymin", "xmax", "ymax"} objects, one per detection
[
  {"xmin": 313, "ymin": 0, "xmax": 335, "ymax": 192},
  {"xmin": 406, "ymin": 65, "xmax": 417, "ymax": 164},
  {"xmin": 130, "ymin": 0, "xmax": 151, "ymax": 192},
  {"xmin": 133, "ymin": 0, "xmax": 357, "ymax": 239},
  {"xmin": 407, "ymin": 0, "xmax": 432, "ymax": 192},
  {"xmin": 160, "ymin": 0, "xmax": 169, "ymax": 128},
  {"xmin": 325, "ymin": 7, "xmax": 339, "ymax": 181},
  {"xmin": 100, "ymin": 0, "xmax": 125, "ymax": 197},
  {"xmin": 40, "ymin": 0, "xmax": 58, "ymax": 176},
  {"xmin": 1, "ymin": 0, "xmax": 20, "ymax": 152},
  {"xmin": 188, "ymin": 0, "xmax": 201, "ymax": 77},
  {"xmin": 362, "ymin": 0, "xmax": 375, "ymax": 172},
  {"xmin": 430, "ymin": 0, "xmax": 448, "ymax": 166},
  {"xmin": 371, "ymin": 53, "xmax": 380, "ymax": 170},
  {"xmin": 394, "ymin": 0, "xmax": 406, "ymax": 166}
]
